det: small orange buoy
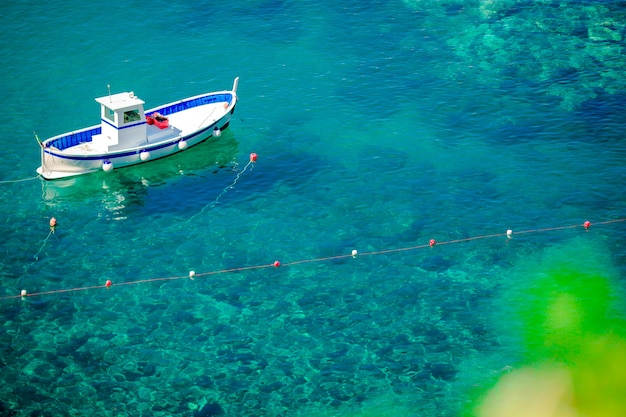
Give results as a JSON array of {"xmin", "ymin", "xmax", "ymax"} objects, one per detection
[
  {"xmin": 273, "ymin": 260, "xmax": 281, "ymax": 268},
  {"xmin": 429, "ymin": 239, "xmax": 436, "ymax": 247},
  {"xmin": 105, "ymin": 280, "xmax": 112, "ymax": 288},
  {"xmin": 50, "ymin": 217, "xmax": 57, "ymax": 227},
  {"xmin": 250, "ymin": 153, "xmax": 258, "ymax": 163}
]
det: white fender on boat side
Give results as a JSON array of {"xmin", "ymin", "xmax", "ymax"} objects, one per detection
[{"xmin": 103, "ymin": 160, "xmax": 113, "ymax": 172}]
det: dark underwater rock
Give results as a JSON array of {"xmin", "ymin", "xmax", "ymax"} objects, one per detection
[
  {"xmin": 137, "ymin": 362, "xmax": 156, "ymax": 377},
  {"xmin": 421, "ymin": 255, "xmax": 453, "ymax": 272},
  {"xmin": 423, "ymin": 327, "xmax": 448, "ymax": 344},
  {"xmin": 425, "ymin": 362, "xmax": 457, "ymax": 381},
  {"xmin": 261, "ymin": 381, "xmax": 285, "ymax": 393},
  {"xmin": 194, "ymin": 402, "xmax": 225, "ymax": 417},
  {"xmin": 28, "ymin": 411, "xmax": 53, "ymax": 417},
  {"xmin": 195, "ymin": 375, "xmax": 214, "ymax": 389},
  {"xmin": 0, "ymin": 400, "xmax": 17, "ymax": 416}
]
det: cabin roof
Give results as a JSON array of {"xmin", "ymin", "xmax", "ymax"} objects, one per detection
[{"xmin": 95, "ymin": 92, "xmax": 145, "ymax": 110}]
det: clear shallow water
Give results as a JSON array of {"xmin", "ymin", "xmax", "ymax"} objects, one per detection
[{"xmin": 1, "ymin": 1, "xmax": 626, "ymax": 416}]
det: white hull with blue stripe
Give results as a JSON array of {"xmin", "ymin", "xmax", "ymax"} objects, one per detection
[{"xmin": 36, "ymin": 77, "xmax": 239, "ymax": 180}]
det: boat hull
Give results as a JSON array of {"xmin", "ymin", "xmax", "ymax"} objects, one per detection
[
  {"xmin": 37, "ymin": 79, "xmax": 238, "ymax": 180},
  {"xmin": 36, "ymin": 119, "xmax": 231, "ymax": 180}
]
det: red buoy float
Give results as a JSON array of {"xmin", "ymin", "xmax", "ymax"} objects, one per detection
[
  {"xmin": 273, "ymin": 260, "xmax": 281, "ymax": 268},
  {"xmin": 250, "ymin": 153, "xmax": 258, "ymax": 163},
  {"xmin": 105, "ymin": 280, "xmax": 112, "ymax": 288},
  {"xmin": 583, "ymin": 220, "xmax": 591, "ymax": 230},
  {"xmin": 429, "ymin": 239, "xmax": 436, "ymax": 247}
]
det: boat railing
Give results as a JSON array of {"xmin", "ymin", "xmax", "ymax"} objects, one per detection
[
  {"xmin": 154, "ymin": 93, "xmax": 233, "ymax": 117},
  {"xmin": 46, "ymin": 92, "xmax": 233, "ymax": 151},
  {"xmin": 47, "ymin": 126, "xmax": 101, "ymax": 151}
]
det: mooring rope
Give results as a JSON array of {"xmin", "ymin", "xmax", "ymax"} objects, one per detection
[
  {"xmin": 0, "ymin": 175, "xmax": 40, "ymax": 184},
  {"xmin": 185, "ymin": 154, "xmax": 257, "ymax": 225}
]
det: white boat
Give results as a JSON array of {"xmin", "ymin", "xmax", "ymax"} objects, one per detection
[{"xmin": 36, "ymin": 77, "xmax": 239, "ymax": 180}]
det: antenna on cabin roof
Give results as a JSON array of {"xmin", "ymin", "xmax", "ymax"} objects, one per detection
[{"xmin": 107, "ymin": 84, "xmax": 111, "ymax": 102}]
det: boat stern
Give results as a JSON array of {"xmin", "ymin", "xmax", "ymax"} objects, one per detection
[{"xmin": 37, "ymin": 149, "xmax": 101, "ymax": 180}]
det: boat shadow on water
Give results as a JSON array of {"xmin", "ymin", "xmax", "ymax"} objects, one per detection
[{"xmin": 40, "ymin": 132, "xmax": 240, "ymax": 217}]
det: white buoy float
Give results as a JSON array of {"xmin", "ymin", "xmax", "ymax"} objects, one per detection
[
  {"xmin": 351, "ymin": 249, "xmax": 358, "ymax": 258},
  {"xmin": 189, "ymin": 270, "xmax": 196, "ymax": 280},
  {"xmin": 178, "ymin": 140, "xmax": 188, "ymax": 150},
  {"xmin": 102, "ymin": 160, "xmax": 113, "ymax": 172},
  {"xmin": 213, "ymin": 127, "xmax": 221, "ymax": 138},
  {"xmin": 139, "ymin": 150, "xmax": 151, "ymax": 161}
]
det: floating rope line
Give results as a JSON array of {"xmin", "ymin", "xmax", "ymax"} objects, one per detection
[
  {"xmin": 4, "ymin": 218, "xmax": 625, "ymax": 302},
  {"xmin": 185, "ymin": 153, "xmax": 257, "ymax": 224}
]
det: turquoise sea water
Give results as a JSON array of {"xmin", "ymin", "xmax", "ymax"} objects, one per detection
[{"xmin": 2, "ymin": 1, "xmax": 626, "ymax": 416}]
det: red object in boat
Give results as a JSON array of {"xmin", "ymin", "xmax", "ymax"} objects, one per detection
[
  {"xmin": 151, "ymin": 112, "xmax": 170, "ymax": 129},
  {"xmin": 154, "ymin": 119, "xmax": 169, "ymax": 129},
  {"xmin": 150, "ymin": 113, "xmax": 169, "ymax": 129}
]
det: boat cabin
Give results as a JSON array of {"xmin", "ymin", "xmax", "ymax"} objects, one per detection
[{"xmin": 92, "ymin": 91, "xmax": 148, "ymax": 151}]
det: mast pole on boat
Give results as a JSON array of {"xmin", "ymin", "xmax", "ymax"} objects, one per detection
[
  {"xmin": 232, "ymin": 77, "xmax": 239, "ymax": 94},
  {"xmin": 34, "ymin": 131, "xmax": 43, "ymax": 148},
  {"xmin": 34, "ymin": 131, "xmax": 48, "ymax": 176}
]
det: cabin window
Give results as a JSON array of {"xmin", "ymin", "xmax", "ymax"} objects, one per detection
[
  {"xmin": 124, "ymin": 109, "xmax": 141, "ymax": 123},
  {"xmin": 104, "ymin": 107, "xmax": 115, "ymax": 123}
]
